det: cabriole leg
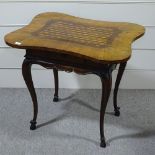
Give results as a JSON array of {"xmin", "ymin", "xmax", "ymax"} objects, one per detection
[
  {"xmin": 22, "ymin": 58, "xmax": 38, "ymax": 130},
  {"xmin": 53, "ymin": 68, "xmax": 59, "ymax": 102},
  {"xmin": 113, "ymin": 62, "xmax": 127, "ymax": 116},
  {"xmin": 100, "ymin": 73, "xmax": 112, "ymax": 147}
]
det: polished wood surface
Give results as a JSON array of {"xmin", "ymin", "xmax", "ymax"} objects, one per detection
[
  {"xmin": 113, "ymin": 62, "xmax": 127, "ymax": 116},
  {"xmin": 22, "ymin": 49, "xmax": 115, "ymax": 148},
  {"xmin": 4, "ymin": 12, "xmax": 145, "ymax": 148},
  {"xmin": 5, "ymin": 12, "xmax": 145, "ymax": 62}
]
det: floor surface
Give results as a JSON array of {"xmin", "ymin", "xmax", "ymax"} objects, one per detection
[{"xmin": 0, "ymin": 89, "xmax": 155, "ymax": 155}]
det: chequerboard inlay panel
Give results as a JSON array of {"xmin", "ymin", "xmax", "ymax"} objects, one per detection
[{"xmin": 33, "ymin": 20, "xmax": 121, "ymax": 48}]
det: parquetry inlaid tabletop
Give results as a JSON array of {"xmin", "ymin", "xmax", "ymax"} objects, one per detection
[{"xmin": 5, "ymin": 12, "xmax": 145, "ymax": 62}]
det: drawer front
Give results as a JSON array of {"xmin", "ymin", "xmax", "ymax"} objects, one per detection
[{"xmin": 0, "ymin": 48, "xmax": 155, "ymax": 70}]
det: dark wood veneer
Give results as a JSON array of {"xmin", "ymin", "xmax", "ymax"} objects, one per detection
[{"xmin": 21, "ymin": 49, "xmax": 124, "ymax": 148}]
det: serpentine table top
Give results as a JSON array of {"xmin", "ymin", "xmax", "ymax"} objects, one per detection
[{"xmin": 5, "ymin": 12, "xmax": 145, "ymax": 63}]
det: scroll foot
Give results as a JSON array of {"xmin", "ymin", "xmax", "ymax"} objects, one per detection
[
  {"xmin": 53, "ymin": 95, "xmax": 59, "ymax": 102},
  {"xmin": 100, "ymin": 138, "xmax": 106, "ymax": 148},
  {"xmin": 114, "ymin": 107, "xmax": 120, "ymax": 117},
  {"xmin": 30, "ymin": 120, "xmax": 37, "ymax": 130}
]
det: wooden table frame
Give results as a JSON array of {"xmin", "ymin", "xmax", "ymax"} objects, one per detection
[{"xmin": 22, "ymin": 49, "xmax": 127, "ymax": 148}]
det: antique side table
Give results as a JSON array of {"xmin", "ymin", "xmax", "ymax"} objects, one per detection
[{"xmin": 4, "ymin": 12, "xmax": 145, "ymax": 147}]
